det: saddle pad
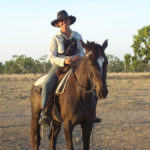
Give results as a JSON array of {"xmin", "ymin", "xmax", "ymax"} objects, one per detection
[
  {"xmin": 55, "ymin": 69, "xmax": 72, "ymax": 95},
  {"xmin": 34, "ymin": 74, "xmax": 49, "ymax": 86},
  {"xmin": 34, "ymin": 69, "xmax": 72, "ymax": 95}
]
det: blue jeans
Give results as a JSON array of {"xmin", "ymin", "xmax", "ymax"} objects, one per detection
[{"xmin": 41, "ymin": 65, "xmax": 59, "ymax": 114}]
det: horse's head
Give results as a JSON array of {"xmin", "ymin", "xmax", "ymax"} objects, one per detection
[{"xmin": 81, "ymin": 40, "xmax": 108, "ymax": 99}]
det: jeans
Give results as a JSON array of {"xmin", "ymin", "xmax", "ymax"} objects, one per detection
[{"xmin": 41, "ymin": 65, "xmax": 59, "ymax": 114}]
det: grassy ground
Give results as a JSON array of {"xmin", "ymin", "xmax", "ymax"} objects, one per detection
[{"xmin": 0, "ymin": 73, "xmax": 150, "ymax": 150}]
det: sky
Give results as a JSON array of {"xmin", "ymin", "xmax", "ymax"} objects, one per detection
[{"xmin": 0, "ymin": 0, "xmax": 150, "ymax": 63}]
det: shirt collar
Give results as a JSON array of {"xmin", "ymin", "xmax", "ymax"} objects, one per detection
[{"xmin": 58, "ymin": 30, "xmax": 74, "ymax": 40}]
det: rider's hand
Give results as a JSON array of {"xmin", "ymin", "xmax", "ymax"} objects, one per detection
[
  {"xmin": 64, "ymin": 57, "xmax": 74, "ymax": 65},
  {"xmin": 73, "ymin": 55, "xmax": 82, "ymax": 62}
]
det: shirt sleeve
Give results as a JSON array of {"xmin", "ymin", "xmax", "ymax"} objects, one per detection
[{"xmin": 49, "ymin": 36, "xmax": 69, "ymax": 67}]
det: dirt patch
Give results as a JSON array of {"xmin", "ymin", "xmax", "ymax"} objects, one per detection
[{"xmin": 0, "ymin": 73, "xmax": 150, "ymax": 150}]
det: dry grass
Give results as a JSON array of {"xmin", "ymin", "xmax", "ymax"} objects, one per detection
[
  {"xmin": 1, "ymin": 72, "xmax": 150, "ymax": 78},
  {"xmin": 0, "ymin": 73, "xmax": 150, "ymax": 150},
  {"xmin": 108, "ymin": 72, "xmax": 150, "ymax": 76}
]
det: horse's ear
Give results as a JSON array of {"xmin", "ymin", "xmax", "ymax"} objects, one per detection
[
  {"xmin": 81, "ymin": 40, "xmax": 86, "ymax": 47},
  {"xmin": 81, "ymin": 40, "xmax": 91, "ymax": 55},
  {"xmin": 81, "ymin": 40, "xmax": 89, "ymax": 51},
  {"xmin": 102, "ymin": 39, "xmax": 108, "ymax": 51}
]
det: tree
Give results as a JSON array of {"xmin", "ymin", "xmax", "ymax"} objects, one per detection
[
  {"xmin": 107, "ymin": 54, "xmax": 124, "ymax": 72},
  {"xmin": 38, "ymin": 55, "xmax": 51, "ymax": 73},
  {"xmin": 124, "ymin": 53, "xmax": 131, "ymax": 72},
  {"xmin": 3, "ymin": 54, "xmax": 52, "ymax": 74},
  {"xmin": 131, "ymin": 25, "xmax": 150, "ymax": 63},
  {"xmin": 12, "ymin": 55, "xmax": 35, "ymax": 73},
  {"xmin": 4, "ymin": 60, "xmax": 20, "ymax": 73},
  {"xmin": 0, "ymin": 62, "xmax": 4, "ymax": 73}
]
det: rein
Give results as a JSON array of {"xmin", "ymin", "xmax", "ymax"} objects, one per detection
[{"xmin": 72, "ymin": 58, "xmax": 96, "ymax": 93}]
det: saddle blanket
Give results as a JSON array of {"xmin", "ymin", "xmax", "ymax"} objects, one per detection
[{"xmin": 34, "ymin": 69, "xmax": 72, "ymax": 95}]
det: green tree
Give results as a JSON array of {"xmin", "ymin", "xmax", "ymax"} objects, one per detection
[
  {"xmin": 3, "ymin": 54, "xmax": 52, "ymax": 74},
  {"xmin": 34, "ymin": 60, "xmax": 43, "ymax": 73},
  {"xmin": 0, "ymin": 62, "xmax": 4, "ymax": 74},
  {"xmin": 4, "ymin": 60, "xmax": 20, "ymax": 73},
  {"xmin": 107, "ymin": 54, "xmax": 124, "ymax": 72},
  {"xmin": 12, "ymin": 55, "xmax": 35, "ymax": 73},
  {"xmin": 131, "ymin": 25, "xmax": 150, "ymax": 63},
  {"xmin": 38, "ymin": 55, "xmax": 51, "ymax": 73},
  {"xmin": 124, "ymin": 53, "xmax": 131, "ymax": 72}
]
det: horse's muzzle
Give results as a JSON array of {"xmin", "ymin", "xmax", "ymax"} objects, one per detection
[
  {"xmin": 102, "ymin": 89, "xmax": 108, "ymax": 98},
  {"xmin": 98, "ymin": 88, "xmax": 108, "ymax": 99},
  {"xmin": 96, "ymin": 84, "xmax": 108, "ymax": 99}
]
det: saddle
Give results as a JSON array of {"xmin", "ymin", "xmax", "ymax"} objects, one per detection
[{"xmin": 34, "ymin": 66, "xmax": 72, "ymax": 95}]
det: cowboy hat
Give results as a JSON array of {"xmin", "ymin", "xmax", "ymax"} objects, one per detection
[{"xmin": 51, "ymin": 10, "xmax": 76, "ymax": 27}]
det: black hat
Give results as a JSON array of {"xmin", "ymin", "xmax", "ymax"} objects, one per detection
[{"xmin": 51, "ymin": 10, "xmax": 76, "ymax": 27}]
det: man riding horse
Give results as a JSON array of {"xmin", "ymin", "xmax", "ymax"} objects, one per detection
[{"xmin": 39, "ymin": 10, "xmax": 101, "ymax": 125}]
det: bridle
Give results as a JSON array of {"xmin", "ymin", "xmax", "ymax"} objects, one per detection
[{"xmin": 72, "ymin": 57, "xmax": 97, "ymax": 93}]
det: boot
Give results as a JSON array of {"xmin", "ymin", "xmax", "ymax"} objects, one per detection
[
  {"xmin": 39, "ymin": 92, "xmax": 54, "ymax": 126},
  {"xmin": 39, "ymin": 114, "xmax": 51, "ymax": 126}
]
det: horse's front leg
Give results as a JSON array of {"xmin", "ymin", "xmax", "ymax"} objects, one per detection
[
  {"xmin": 81, "ymin": 121, "xmax": 93, "ymax": 150},
  {"xmin": 49, "ymin": 121, "xmax": 61, "ymax": 150},
  {"xmin": 63, "ymin": 120, "xmax": 74, "ymax": 150}
]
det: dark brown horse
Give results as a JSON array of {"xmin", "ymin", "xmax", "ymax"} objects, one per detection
[{"xmin": 30, "ymin": 40, "xmax": 108, "ymax": 150}]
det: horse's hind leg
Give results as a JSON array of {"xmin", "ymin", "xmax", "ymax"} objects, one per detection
[
  {"xmin": 31, "ymin": 111, "xmax": 41, "ymax": 150},
  {"xmin": 81, "ymin": 121, "xmax": 93, "ymax": 150},
  {"xmin": 49, "ymin": 121, "xmax": 61, "ymax": 150}
]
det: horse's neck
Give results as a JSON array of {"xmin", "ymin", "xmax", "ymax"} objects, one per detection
[{"xmin": 74, "ymin": 57, "xmax": 90, "ymax": 88}]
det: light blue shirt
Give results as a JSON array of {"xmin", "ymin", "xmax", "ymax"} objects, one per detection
[{"xmin": 49, "ymin": 30, "xmax": 84, "ymax": 67}]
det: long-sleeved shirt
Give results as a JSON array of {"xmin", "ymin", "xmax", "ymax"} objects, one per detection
[{"xmin": 49, "ymin": 30, "xmax": 84, "ymax": 67}]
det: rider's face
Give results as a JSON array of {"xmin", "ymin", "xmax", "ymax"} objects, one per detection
[{"xmin": 58, "ymin": 18, "xmax": 70, "ymax": 29}]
